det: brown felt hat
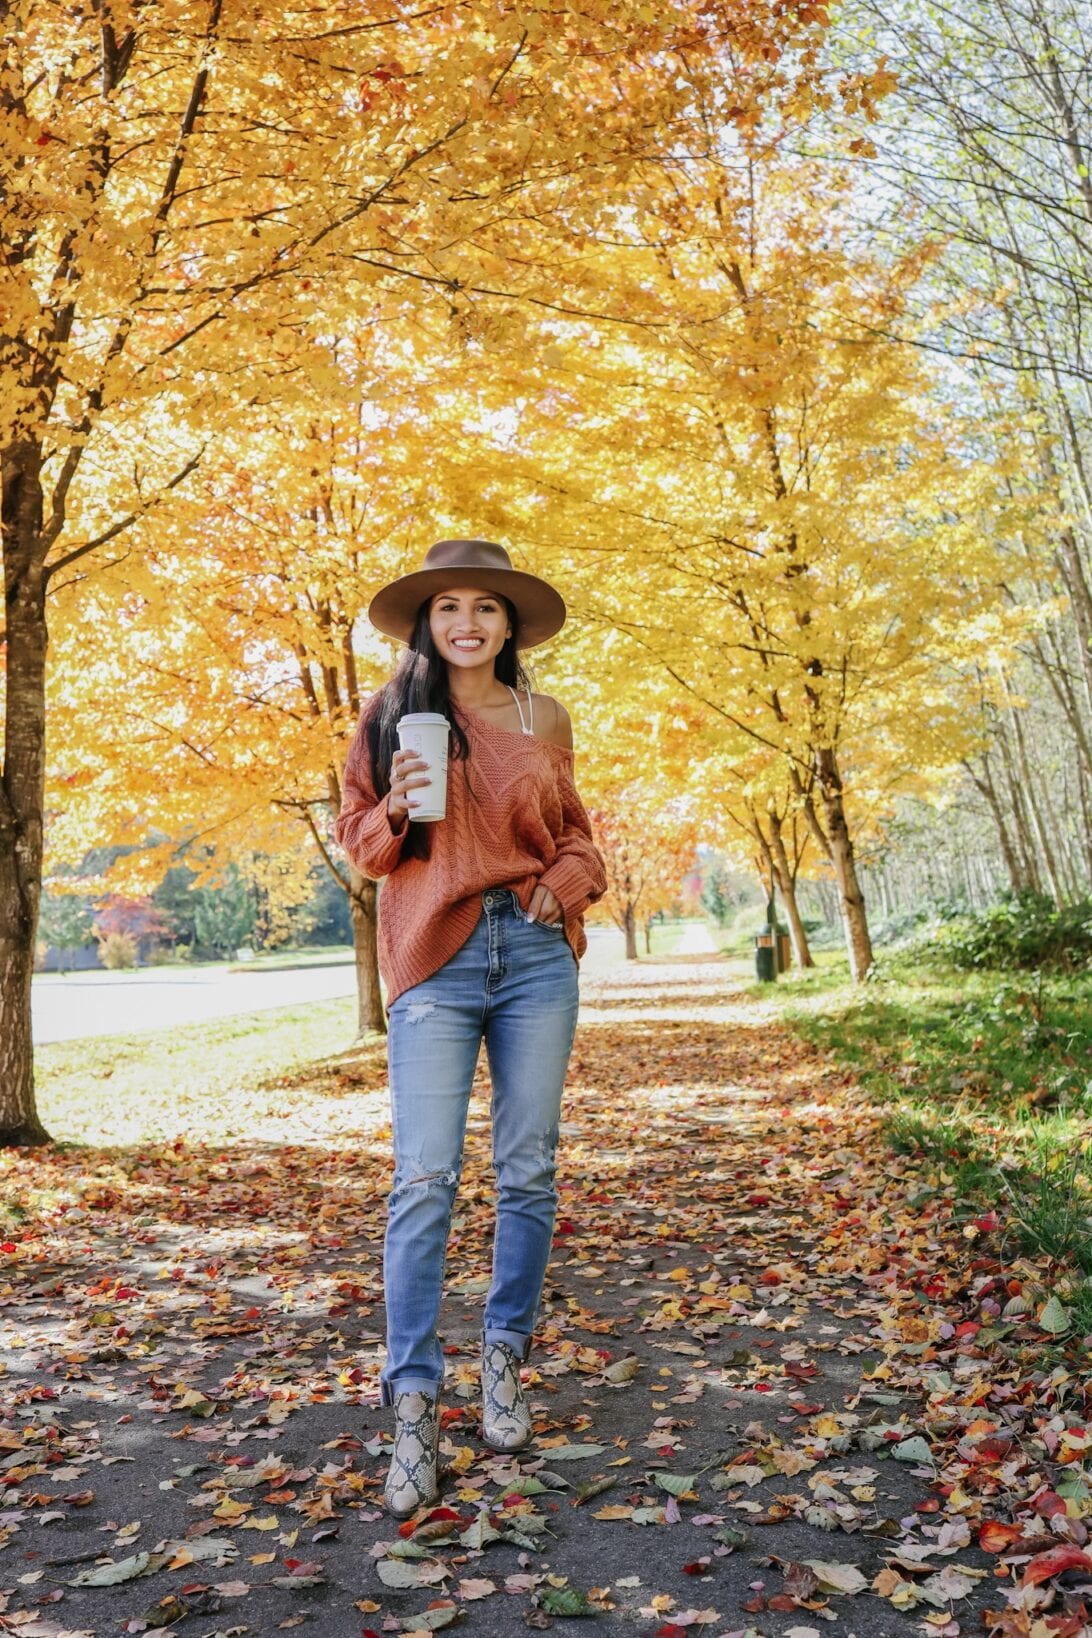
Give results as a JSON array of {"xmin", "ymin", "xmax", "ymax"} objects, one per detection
[{"xmin": 367, "ymin": 538, "xmax": 566, "ymax": 649}]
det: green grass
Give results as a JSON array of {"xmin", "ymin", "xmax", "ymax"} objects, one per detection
[
  {"xmin": 32, "ymin": 995, "xmax": 362, "ymax": 1147},
  {"xmin": 774, "ymin": 945, "xmax": 1092, "ymax": 1293},
  {"xmin": 226, "ymin": 944, "xmax": 355, "ymax": 972}
]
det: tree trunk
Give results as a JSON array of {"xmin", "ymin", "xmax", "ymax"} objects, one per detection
[
  {"xmin": 766, "ymin": 812, "xmax": 814, "ymax": 968},
  {"xmin": 348, "ymin": 867, "xmax": 385, "ymax": 1036},
  {"xmin": 0, "ymin": 442, "xmax": 51, "ymax": 1145},
  {"xmin": 622, "ymin": 901, "xmax": 638, "ymax": 960},
  {"xmin": 815, "ymin": 747, "xmax": 873, "ymax": 980},
  {"xmin": 993, "ymin": 718, "xmax": 1042, "ymax": 891},
  {"xmin": 1079, "ymin": 758, "xmax": 1092, "ymax": 887},
  {"xmin": 1009, "ymin": 703, "xmax": 1064, "ymax": 904},
  {"xmin": 1057, "ymin": 527, "xmax": 1092, "ymax": 723},
  {"xmin": 644, "ymin": 917, "xmax": 653, "ymax": 955}
]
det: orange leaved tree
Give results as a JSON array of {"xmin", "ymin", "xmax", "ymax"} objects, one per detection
[{"xmin": 5, "ymin": 0, "xmax": 843, "ymax": 1142}]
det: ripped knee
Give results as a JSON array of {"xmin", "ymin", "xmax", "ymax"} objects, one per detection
[{"xmin": 390, "ymin": 1165, "xmax": 459, "ymax": 1201}]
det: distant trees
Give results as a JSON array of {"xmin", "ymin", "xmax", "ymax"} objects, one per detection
[{"xmin": 836, "ymin": 0, "xmax": 1092, "ymax": 909}]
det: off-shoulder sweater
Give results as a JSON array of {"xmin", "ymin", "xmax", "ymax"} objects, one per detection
[{"xmin": 333, "ymin": 693, "xmax": 608, "ymax": 1009}]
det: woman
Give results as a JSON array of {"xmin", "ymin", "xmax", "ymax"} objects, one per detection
[{"xmin": 334, "ymin": 538, "xmax": 607, "ymax": 1518}]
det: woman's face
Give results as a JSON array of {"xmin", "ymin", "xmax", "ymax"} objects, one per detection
[{"xmin": 428, "ymin": 586, "xmax": 512, "ymax": 674}]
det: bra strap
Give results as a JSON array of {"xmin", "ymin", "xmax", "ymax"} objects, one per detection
[{"xmin": 506, "ymin": 684, "xmax": 535, "ymax": 735}]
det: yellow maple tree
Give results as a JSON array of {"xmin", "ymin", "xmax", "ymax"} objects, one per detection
[
  {"xmin": 6, "ymin": 0, "xmax": 850, "ymax": 1141},
  {"xmin": 486, "ymin": 163, "xmax": 1047, "ymax": 979}
]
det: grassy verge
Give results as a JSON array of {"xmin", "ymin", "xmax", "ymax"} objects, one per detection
[
  {"xmin": 2, "ymin": 995, "xmax": 382, "ymax": 1233},
  {"xmin": 643, "ymin": 917, "xmax": 696, "ymax": 957},
  {"xmin": 775, "ymin": 946, "xmax": 1092, "ymax": 1331},
  {"xmin": 29, "ymin": 996, "xmax": 362, "ymax": 1149}
]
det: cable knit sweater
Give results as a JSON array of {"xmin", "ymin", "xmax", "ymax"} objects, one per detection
[{"xmin": 334, "ymin": 693, "xmax": 608, "ymax": 1009}]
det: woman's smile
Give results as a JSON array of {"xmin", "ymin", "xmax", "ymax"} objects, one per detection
[{"xmin": 429, "ymin": 587, "xmax": 511, "ymax": 667}]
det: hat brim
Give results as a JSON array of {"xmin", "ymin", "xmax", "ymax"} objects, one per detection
[{"xmin": 368, "ymin": 566, "xmax": 566, "ymax": 650}]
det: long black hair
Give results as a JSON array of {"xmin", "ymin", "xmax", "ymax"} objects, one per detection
[{"xmin": 364, "ymin": 593, "xmax": 532, "ymax": 860}]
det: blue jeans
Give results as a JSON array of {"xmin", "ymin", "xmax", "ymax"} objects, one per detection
[{"xmin": 380, "ymin": 888, "xmax": 579, "ymax": 1405}]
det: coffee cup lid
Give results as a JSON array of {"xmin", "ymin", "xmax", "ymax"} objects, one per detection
[{"xmin": 396, "ymin": 713, "xmax": 449, "ymax": 728}]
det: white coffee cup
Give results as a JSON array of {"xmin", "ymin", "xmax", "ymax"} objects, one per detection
[{"xmin": 396, "ymin": 713, "xmax": 450, "ymax": 822}]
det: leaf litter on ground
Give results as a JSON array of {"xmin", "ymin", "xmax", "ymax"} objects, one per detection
[{"xmin": 6, "ymin": 950, "xmax": 1092, "ymax": 1633}]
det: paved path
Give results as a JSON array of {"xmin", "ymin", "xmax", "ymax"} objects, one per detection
[
  {"xmin": 673, "ymin": 920, "xmax": 721, "ymax": 954},
  {"xmin": 4, "ymin": 943, "xmax": 1042, "ymax": 1637}
]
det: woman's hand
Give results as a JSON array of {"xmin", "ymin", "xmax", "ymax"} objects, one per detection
[
  {"xmin": 527, "ymin": 883, "xmax": 564, "ymax": 925},
  {"xmin": 388, "ymin": 749, "xmax": 432, "ymax": 827}
]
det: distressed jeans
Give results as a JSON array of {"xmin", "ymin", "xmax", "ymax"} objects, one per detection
[{"xmin": 379, "ymin": 888, "xmax": 579, "ymax": 1406}]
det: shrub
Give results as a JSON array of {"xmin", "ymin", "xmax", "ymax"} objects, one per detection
[
  {"xmin": 925, "ymin": 891, "xmax": 1092, "ymax": 971},
  {"xmin": 99, "ymin": 931, "xmax": 138, "ymax": 970}
]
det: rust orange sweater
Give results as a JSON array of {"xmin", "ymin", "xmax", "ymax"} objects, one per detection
[{"xmin": 333, "ymin": 693, "xmax": 607, "ymax": 1009}]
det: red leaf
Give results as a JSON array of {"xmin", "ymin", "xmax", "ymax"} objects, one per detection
[
  {"xmin": 979, "ymin": 1520, "xmax": 1025, "ymax": 1553},
  {"xmin": 1022, "ymin": 1546, "xmax": 1092, "ymax": 1587},
  {"xmin": 1034, "ymin": 1491, "xmax": 1068, "ymax": 1520}
]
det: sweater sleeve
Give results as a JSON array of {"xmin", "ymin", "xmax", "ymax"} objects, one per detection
[
  {"xmin": 539, "ymin": 758, "xmax": 608, "ymax": 919},
  {"xmin": 333, "ymin": 700, "xmax": 408, "ymax": 881}
]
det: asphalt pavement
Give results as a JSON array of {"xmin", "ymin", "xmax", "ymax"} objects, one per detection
[
  {"xmin": 31, "ymin": 928, "xmax": 625, "ymax": 1046},
  {"xmin": 30, "ymin": 961, "xmax": 360, "ymax": 1045}
]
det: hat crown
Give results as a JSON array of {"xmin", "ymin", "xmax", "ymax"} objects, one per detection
[
  {"xmin": 421, "ymin": 539, "xmax": 512, "ymax": 577},
  {"xmin": 366, "ymin": 537, "xmax": 565, "ymax": 649}
]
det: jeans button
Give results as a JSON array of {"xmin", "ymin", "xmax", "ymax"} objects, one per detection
[{"xmin": 484, "ymin": 893, "xmax": 494, "ymax": 906}]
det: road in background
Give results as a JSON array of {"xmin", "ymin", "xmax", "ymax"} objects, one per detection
[
  {"xmin": 32, "ymin": 925, "xmax": 624, "ymax": 1045},
  {"xmin": 32, "ymin": 962, "xmax": 360, "ymax": 1045}
]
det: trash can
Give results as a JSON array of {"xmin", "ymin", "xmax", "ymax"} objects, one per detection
[
  {"xmin": 754, "ymin": 929, "xmax": 776, "ymax": 982},
  {"xmin": 777, "ymin": 929, "xmax": 792, "ymax": 973}
]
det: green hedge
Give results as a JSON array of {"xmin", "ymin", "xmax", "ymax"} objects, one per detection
[{"xmin": 924, "ymin": 890, "xmax": 1092, "ymax": 971}]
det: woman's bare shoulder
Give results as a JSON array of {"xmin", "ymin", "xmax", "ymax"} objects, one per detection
[{"xmin": 532, "ymin": 694, "xmax": 573, "ymax": 751}]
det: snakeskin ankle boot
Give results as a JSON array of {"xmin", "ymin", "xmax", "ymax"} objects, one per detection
[
  {"xmin": 384, "ymin": 1390, "xmax": 439, "ymax": 1518},
  {"xmin": 480, "ymin": 1339, "xmax": 533, "ymax": 1452}
]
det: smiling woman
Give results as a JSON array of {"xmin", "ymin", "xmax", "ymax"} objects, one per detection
[{"xmin": 333, "ymin": 538, "xmax": 606, "ymax": 1518}]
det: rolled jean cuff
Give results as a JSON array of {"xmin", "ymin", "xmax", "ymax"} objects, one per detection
[
  {"xmin": 381, "ymin": 1373, "xmax": 441, "ymax": 1407},
  {"xmin": 484, "ymin": 1326, "xmax": 532, "ymax": 1361}
]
